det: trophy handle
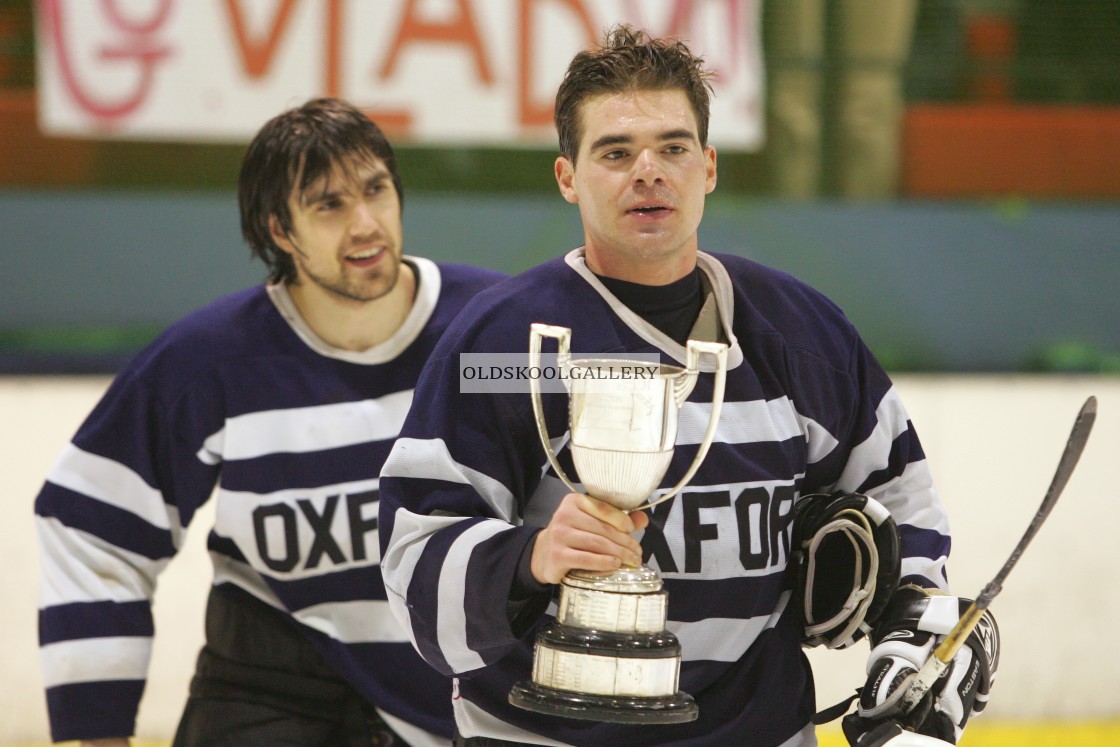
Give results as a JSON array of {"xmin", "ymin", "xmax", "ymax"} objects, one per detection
[
  {"xmin": 529, "ymin": 324, "xmax": 580, "ymax": 494},
  {"xmin": 638, "ymin": 340, "xmax": 728, "ymax": 511}
]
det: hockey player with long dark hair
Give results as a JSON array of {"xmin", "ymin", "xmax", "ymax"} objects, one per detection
[{"xmin": 35, "ymin": 97, "xmax": 504, "ymax": 747}]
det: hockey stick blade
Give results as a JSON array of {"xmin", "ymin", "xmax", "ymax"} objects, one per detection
[{"xmin": 899, "ymin": 395, "xmax": 1098, "ymax": 714}]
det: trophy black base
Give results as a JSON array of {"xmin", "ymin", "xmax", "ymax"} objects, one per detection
[{"xmin": 509, "ymin": 680, "xmax": 699, "ymax": 724}]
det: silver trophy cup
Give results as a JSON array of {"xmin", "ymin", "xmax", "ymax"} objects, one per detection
[{"xmin": 508, "ymin": 323, "xmax": 728, "ymax": 723}]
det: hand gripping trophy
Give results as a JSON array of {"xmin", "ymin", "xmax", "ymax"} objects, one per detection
[{"xmin": 509, "ymin": 323, "xmax": 728, "ymax": 723}]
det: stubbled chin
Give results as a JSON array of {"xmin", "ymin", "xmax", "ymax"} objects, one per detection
[{"xmin": 630, "ymin": 222, "xmax": 673, "ymax": 237}]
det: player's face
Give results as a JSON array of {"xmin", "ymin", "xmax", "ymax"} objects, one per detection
[
  {"xmin": 555, "ymin": 88, "xmax": 717, "ymax": 283},
  {"xmin": 272, "ymin": 155, "xmax": 403, "ymax": 303}
]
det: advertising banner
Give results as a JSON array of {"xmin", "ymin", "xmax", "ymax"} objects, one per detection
[{"xmin": 35, "ymin": 0, "xmax": 763, "ymax": 147}]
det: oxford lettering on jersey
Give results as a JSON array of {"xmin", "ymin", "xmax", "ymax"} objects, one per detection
[
  {"xmin": 642, "ymin": 485, "xmax": 797, "ymax": 574},
  {"xmin": 252, "ymin": 489, "xmax": 379, "ymax": 573}
]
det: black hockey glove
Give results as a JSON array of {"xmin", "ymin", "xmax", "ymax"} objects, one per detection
[
  {"xmin": 790, "ymin": 491, "xmax": 900, "ymax": 649},
  {"xmin": 841, "ymin": 586, "xmax": 1000, "ymax": 746}
]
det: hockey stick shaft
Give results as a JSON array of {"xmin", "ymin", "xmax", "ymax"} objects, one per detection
[{"xmin": 900, "ymin": 395, "xmax": 1098, "ymax": 713}]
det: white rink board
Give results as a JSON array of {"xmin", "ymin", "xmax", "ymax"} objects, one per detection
[{"xmin": 2, "ymin": 375, "xmax": 1117, "ymax": 741}]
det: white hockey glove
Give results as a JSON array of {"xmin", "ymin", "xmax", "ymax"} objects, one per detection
[{"xmin": 841, "ymin": 586, "xmax": 1000, "ymax": 746}]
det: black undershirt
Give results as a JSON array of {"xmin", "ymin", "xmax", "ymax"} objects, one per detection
[{"xmin": 594, "ymin": 267, "xmax": 704, "ymax": 345}]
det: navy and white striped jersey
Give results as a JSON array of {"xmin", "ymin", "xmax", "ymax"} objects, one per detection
[
  {"xmin": 379, "ymin": 250, "xmax": 950, "ymax": 747},
  {"xmin": 34, "ymin": 257, "xmax": 504, "ymax": 744}
]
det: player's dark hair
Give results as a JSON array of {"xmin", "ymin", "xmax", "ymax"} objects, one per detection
[
  {"xmin": 554, "ymin": 24, "xmax": 714, "ymax": 164},
  {"xmin": 238, "ymin": 97, "xmax": 403, "ymax": 284}
]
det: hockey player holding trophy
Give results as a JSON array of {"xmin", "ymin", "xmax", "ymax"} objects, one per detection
[{"xmin": 380, "ymin": 25, "xmax": 999, "ymax": 747}]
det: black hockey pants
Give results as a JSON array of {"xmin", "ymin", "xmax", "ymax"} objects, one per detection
[{"xmin": 172, "ymin": 584, "xmax": 405, "ymax": 747}]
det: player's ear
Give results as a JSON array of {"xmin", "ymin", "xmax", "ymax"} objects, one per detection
[
  {"xmin": 269, "ymin": 215, "xmax": 295, "ymax": 256},
  {"xmin": 555, "ymin": 156, "xmax": 579, "ymax": 205},
  {"xmin": 704, "ymin": 146, "xmax": 718, "ymax": 195}
]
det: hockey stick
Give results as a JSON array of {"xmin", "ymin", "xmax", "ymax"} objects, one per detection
[{"xmin": 899, "ymin": 395, "xmax": 1098, "ymax": 714}]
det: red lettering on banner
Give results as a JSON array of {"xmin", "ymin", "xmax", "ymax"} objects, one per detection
[
  {"xmin": 224, "ymin": 0, "xmax": 345, "ymax": 95},
  {"xmin": 518, "ymin": 0, "xmax": 595, "ymax": 127},
  {"xmin": 380, "ymin": 0, "xmax": 492, "ymax": 83},
  {"xmin": 324, "ymin": 0, "xmax": 342, "ymax": 95},
  {"xmin": 223, "ymin": 0, "xmax": 298, "ymax": 78},
  {"xmin": 41, "ymin": 0, "xmax": 173, "ymax": 121}
]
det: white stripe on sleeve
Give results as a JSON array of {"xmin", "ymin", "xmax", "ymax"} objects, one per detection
[
  {"xmin": 836, "ymin": 387, "xmax": 913, "ymax": 490},
  {"xmin": 380, "ymin": 510, "xmax": 470, "ymax": 653},
  {"xmin": 46, "ymin": 444, "xmax": 181, "ymax": 538},
  {"xmin": 864, "ymin": 460, "xmax": 948, "ymax": 536},
  {"xmin": 381, "ymin": 438, "xmax": 517, "ymax": 523},
  {"xmin": 437, "ymin": 520, "xmax": 515, "ymax": 673},
  {"xmin": 37, "ymin": 517, "xmax": 168, "ymax": 607},
  {"xmin": 40, "ymin": 636, "xmax": 152, "ymax": 688}
]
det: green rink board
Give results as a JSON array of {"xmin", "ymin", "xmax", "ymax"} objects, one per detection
[{"xmin": 4, "ymin": 193, "xmax": 1120, "ymax": 373}]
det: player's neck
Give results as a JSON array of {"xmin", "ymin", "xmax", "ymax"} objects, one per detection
[
  {"xmin": 288, "ymin": 262, "xmax": 416, "ymax": 352},
  {"xmin": 584, "ymin": 244, "xmax": 697, "ymax": 286}
]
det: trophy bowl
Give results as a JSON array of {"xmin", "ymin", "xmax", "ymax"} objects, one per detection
[{"xmin": 508, "ymin": 324, "xmax": 728, "ymax": 724}]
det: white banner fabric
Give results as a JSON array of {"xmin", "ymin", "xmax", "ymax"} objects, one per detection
[{"xmin": 34, "ymin": 0, "xmax": 763, "ymax": 148}]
